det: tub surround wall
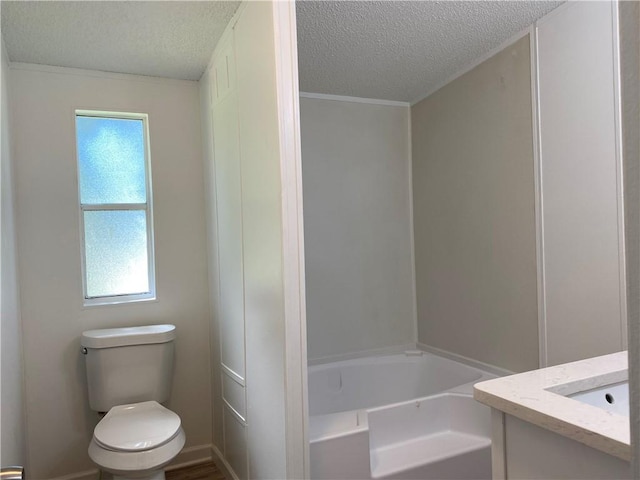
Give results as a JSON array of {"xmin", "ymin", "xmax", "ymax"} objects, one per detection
[
  {"xmin": 1, "ymin": 37, "xmax": 26, "ymax": 467},
  {"xmin": 411, "ymin": 35, "xmax": 539, "ymax": 373},
  {"xmin": 9, "ymin": 66, "xmax": 212, "ymax": 479},
  {"xmin": 300, "ymin": 97, "xmax": 415, "ymax": 361},
  {"xmin": 301, "ymin": 3, "xmax": 626, "ymax": 376}
]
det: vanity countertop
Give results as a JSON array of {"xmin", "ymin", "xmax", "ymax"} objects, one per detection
[{"xmin": 473, "ymin": 351, "xmax": 629, "ymax": 461}]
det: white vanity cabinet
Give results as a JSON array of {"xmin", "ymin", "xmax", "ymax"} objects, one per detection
[
  {"xmin": 490, "ymin": 412, "xmax": 630, "ymax": 479},
  {"xmin": 534, "ymin": 0, "xmax": 626, "ymax": 367},
  {"xmin": 474, "ymin": 352, "xmax": 631, "ymax": 480}
]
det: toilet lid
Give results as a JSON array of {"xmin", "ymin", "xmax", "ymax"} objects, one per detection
[{"xmin": 94, "ymin": 401, "xmax": 181, "ymax": 452}]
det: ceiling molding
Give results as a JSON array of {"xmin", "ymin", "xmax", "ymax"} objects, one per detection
[
  {"xmin": 9, "ymin": 62, "xmax": 196, "ymax": 86},
  {"xmin": 300, "ymin": 92, "xmax": 410, "ymax": 108}
]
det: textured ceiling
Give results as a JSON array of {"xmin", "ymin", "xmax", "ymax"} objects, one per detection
[
  {"xmin": 296, "ymin": 1, "xmax": 563, "ymax": 103},
  {"xmin": 1, "ymin": 1, "xmax": 240, "ymax": 81},
  {"xmin": 1, "ymin": 1, "xmax": 562, "ymax": 97}
]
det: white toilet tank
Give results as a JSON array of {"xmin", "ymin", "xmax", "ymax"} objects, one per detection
[{"xmin": 81, "ymin": 324, "xmax": 176, "ymax": 412}]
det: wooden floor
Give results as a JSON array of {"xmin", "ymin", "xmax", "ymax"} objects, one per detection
[{"xmin": 166, "ymin": 462, "xmax": 227, "ymax": 480}]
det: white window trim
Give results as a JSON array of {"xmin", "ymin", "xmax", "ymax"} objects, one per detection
[{"xmin": 75, "ymin": 110, "xmax": 156, "ymax": 306}]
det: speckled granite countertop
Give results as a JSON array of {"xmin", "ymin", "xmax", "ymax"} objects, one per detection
[{"xmin": 474, "ymin": 351, "xmax": 629, "ymax": 460}]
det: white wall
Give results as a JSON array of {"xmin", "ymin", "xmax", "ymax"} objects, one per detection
[
  {"xmin": 412, "ymin": 35, "xmax": 539, "ymax": 373},
  {"xmin": 300, "ymin": 97, "xmax": 415, "ymax": 361},
  {"xmin": 1, "ymin": 37, "xmax": 26, "ymax": 468},
  {"xmin": 10, "ymin": 65, "xmax": 212, "ymax": 479}
]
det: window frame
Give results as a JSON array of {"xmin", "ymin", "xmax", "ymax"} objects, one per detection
[{"xmin": 75, "ymin": 110, "xmax": 156, "ymax": 306}]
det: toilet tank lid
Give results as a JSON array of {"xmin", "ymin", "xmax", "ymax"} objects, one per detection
[{"xmin": 81, "ymin": 324, "xmax": 176, "ymax": 349}]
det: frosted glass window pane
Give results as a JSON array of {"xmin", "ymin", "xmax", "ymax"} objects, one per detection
[
  {"xmin": 77, "ymin": 116, "xmax": 146, "ymax": 204},
  {"xmin": 84, "ymin": 210, "xmax": 149, "ymax": 297}
]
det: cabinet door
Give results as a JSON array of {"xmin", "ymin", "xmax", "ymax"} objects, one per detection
[
  {"xmin": 207, "ymin": 2, "xmax": 308, "ymax": 478},
  {"xmin": 504, "ymin": 415, "xmax": 631, "ymax": 479},
  {"xmin": 536, "ymin": 1, "xmax": 626, "ymax": 366}
]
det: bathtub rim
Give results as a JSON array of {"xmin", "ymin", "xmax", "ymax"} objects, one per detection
[
  {"xmin": 308, "ymin": 342, "xmax": 515, "ymax": 378},
  {"xmin": 308, "ymin": 350, "xmax": 499, "ymax": 443}
]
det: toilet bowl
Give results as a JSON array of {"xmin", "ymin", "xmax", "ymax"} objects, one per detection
[{"xmin": 88, "ymin": 401, "xmax": 185, "ymax": 480}]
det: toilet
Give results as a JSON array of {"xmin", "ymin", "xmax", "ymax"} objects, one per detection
[{"xmin": 81, "ymin": 324, "xmax": 185, "ymax": 480}]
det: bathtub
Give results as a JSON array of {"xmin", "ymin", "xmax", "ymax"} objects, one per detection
[{"xmin": 308, "ymin": 351, "xmax": 497, "ymax": 479}]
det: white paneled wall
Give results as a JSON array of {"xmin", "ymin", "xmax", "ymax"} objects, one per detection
[
  {"xmin": 617, "ymin": 1, "xmax": 640, "ymax": 477},
  {"xmin": 535, "ymin": 1, "xmax": 626, "ymax": 366}
]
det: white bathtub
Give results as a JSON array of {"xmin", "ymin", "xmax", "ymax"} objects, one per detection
[{"xmin": 308, "ymin": 351, "xmax": 497, "ymax": 479}]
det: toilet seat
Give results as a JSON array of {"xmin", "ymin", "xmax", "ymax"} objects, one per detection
[
  {"xmin": 94, "ymin": 401, "xmax": 181, "ymax": 452},
  {"xmin": 89, "ymin": 428, "xmax": 185, "ymax": 478},
  {"xmin": 89, "ymin": 402, "xmax": 185, "ymax": 478}
]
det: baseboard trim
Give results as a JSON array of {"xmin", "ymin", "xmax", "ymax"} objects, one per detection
[
  {"xmin": 211, "ymin": 444, "xmax": 239, "ymax": 480},
  {"xmin": 416, "ymin": 342, "xmax": 514, "ymax": 377},
  {"xmin": 48, "ymin": 469, "xmax": 99, "ymax": 480},
  {"xmin": 307, "ymin": 343, "xmax": 417, "ymax": 366},
  {"xmin": 166, "ymin": 444, "xmax": 214, "ymax": 471},
  {"xmin": 48, "ymin": 444, "xmax": 223, "ymax": 480}
]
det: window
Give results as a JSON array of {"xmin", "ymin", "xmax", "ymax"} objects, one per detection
[{"xmin": 75, "ymin": 111, "xmax": 155, "ymax": 305}]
